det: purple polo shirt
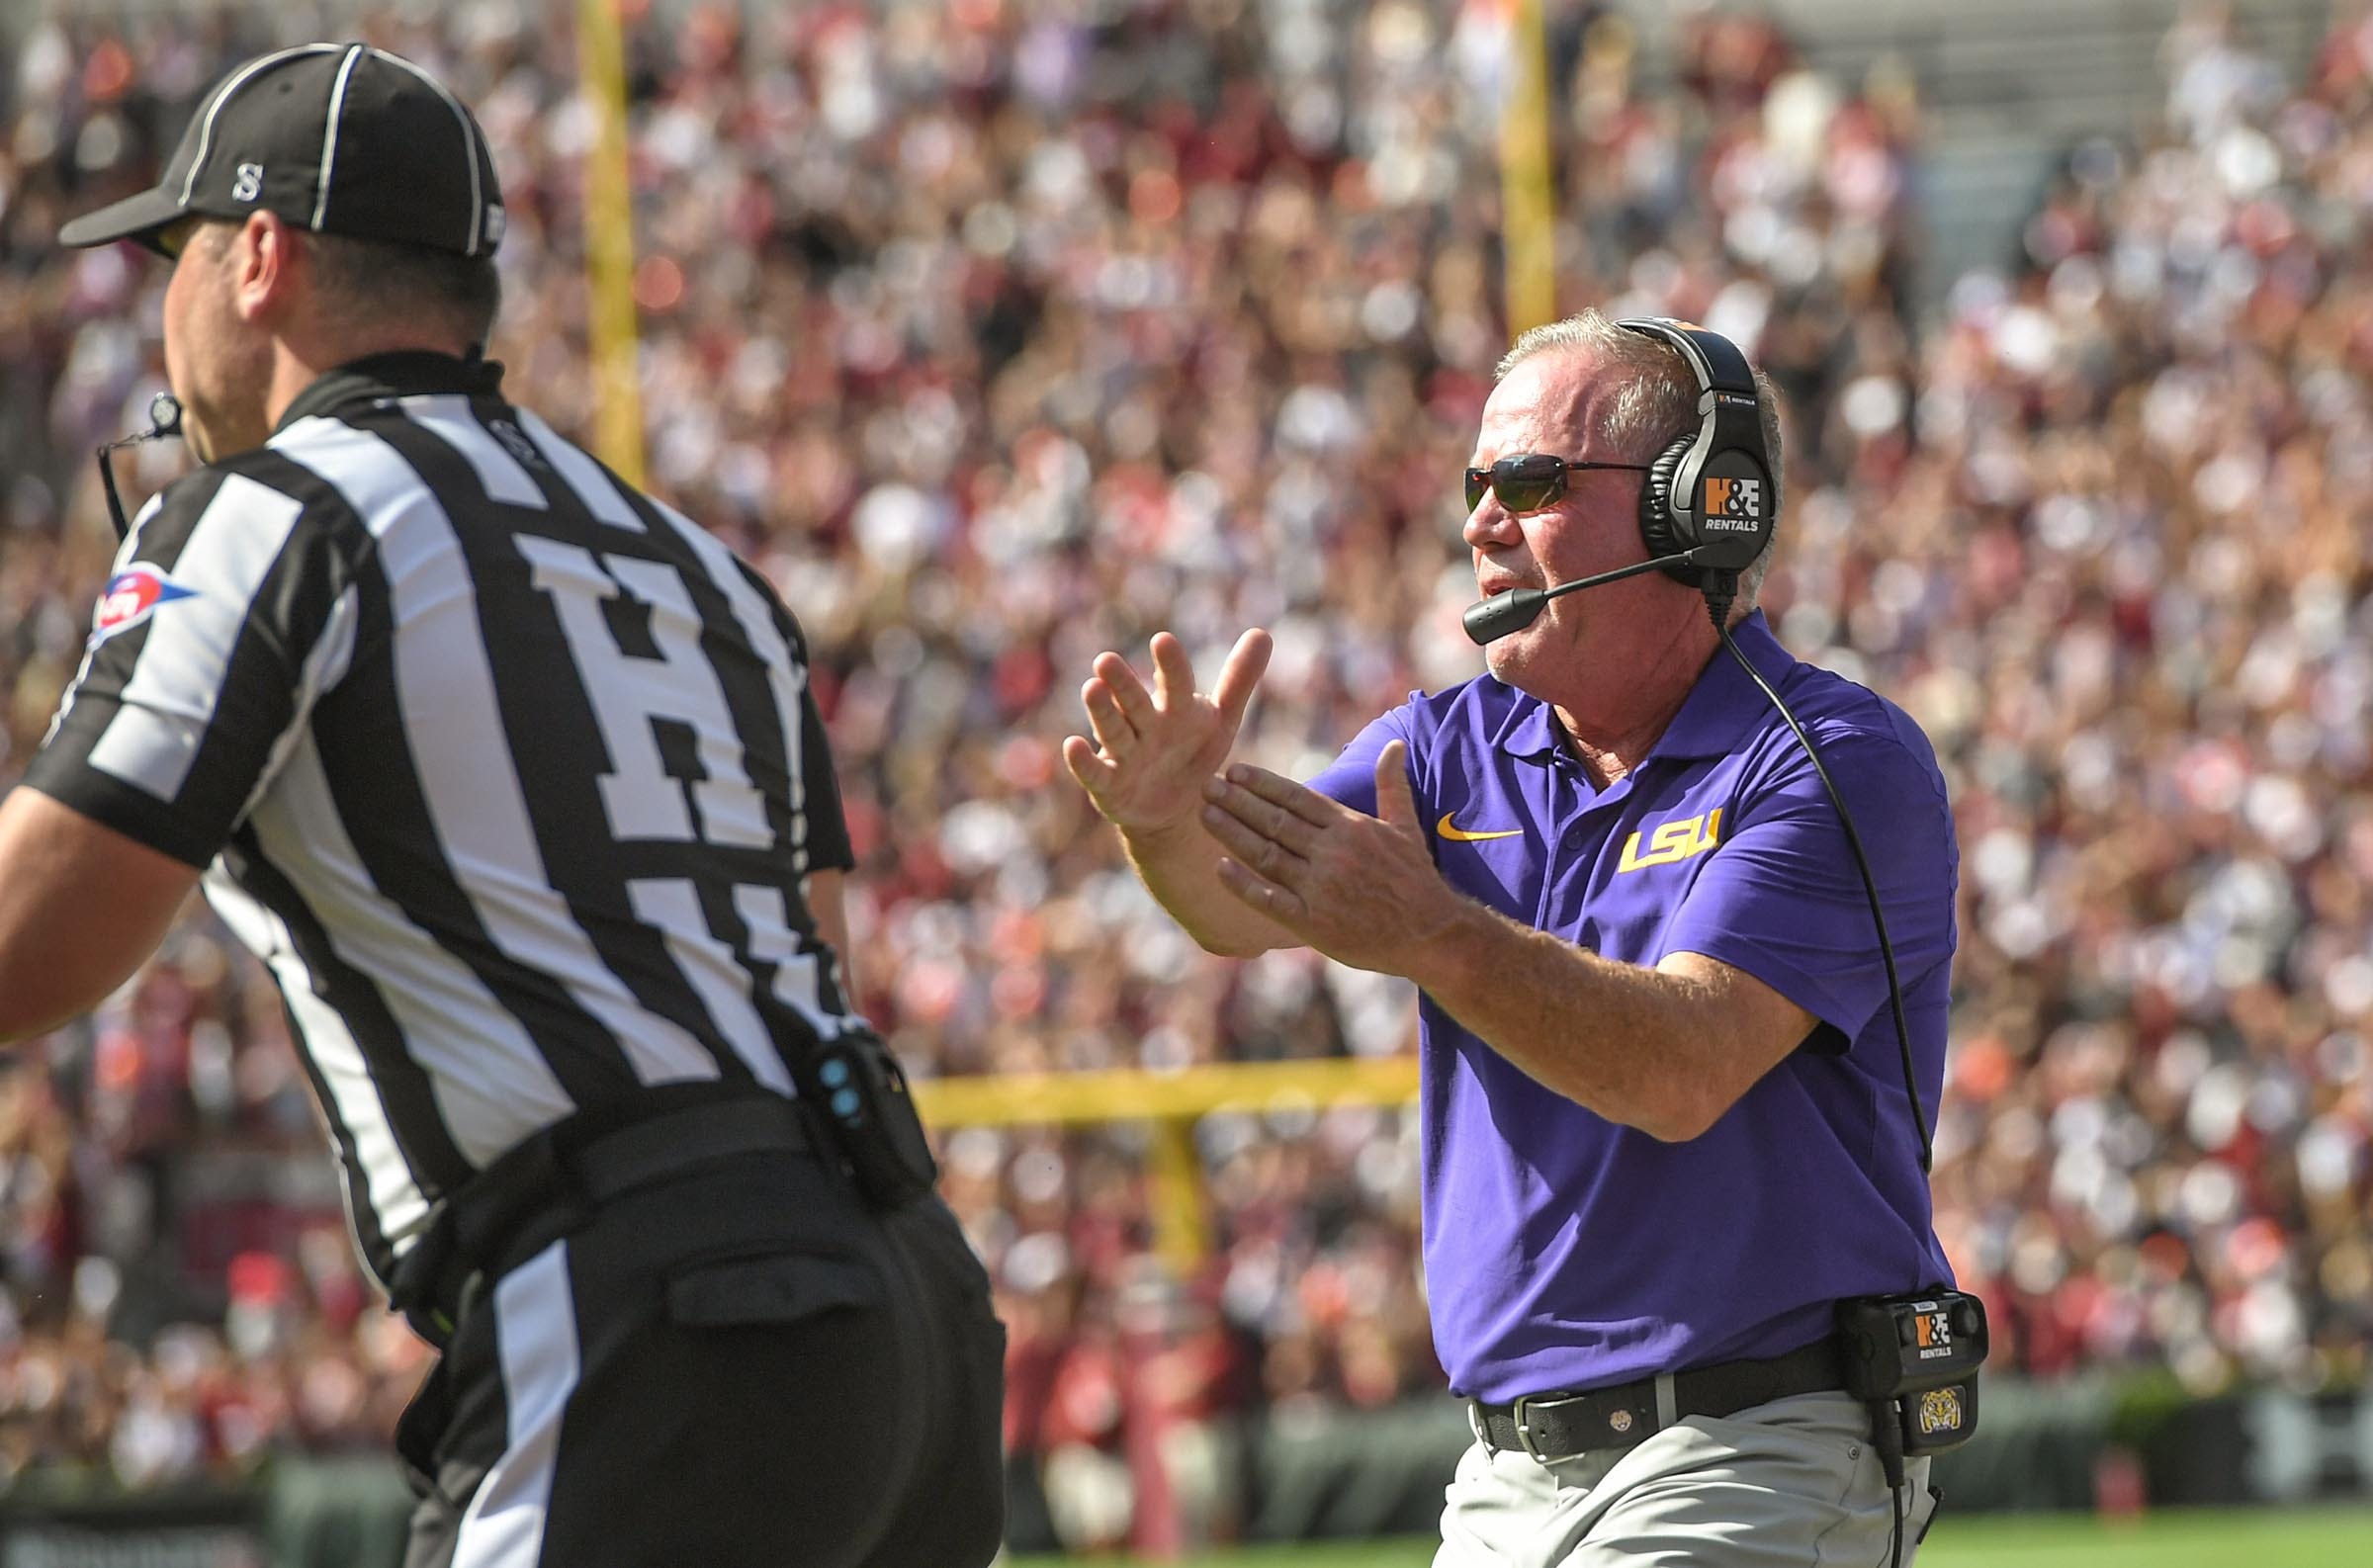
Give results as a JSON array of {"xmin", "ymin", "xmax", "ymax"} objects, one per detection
[{"xmin": 1308, "ymin": 612, "xmax": 1957, "ymax": 1403}]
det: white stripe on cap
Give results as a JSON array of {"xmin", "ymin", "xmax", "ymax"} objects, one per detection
[
  {"xmin": 181, "ymin": 44, "xmax": 342, "ymax": 205},
  {"xmin": 312, "ymin": 45, "xmax": 367, "ymax": 230},
  {"xmin": 370, "ymin": 48, "xmax": 486, "ymax": 255}
]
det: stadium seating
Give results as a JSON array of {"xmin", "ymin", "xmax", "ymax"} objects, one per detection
[{"xmin": 1, "ymin": 3, "xmax": 2365, "ymax": 1553}]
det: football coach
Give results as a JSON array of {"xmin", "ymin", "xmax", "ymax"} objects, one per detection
[
  {"xmin": 4, "ymin": 44, "xmax": 1004, "ymax": 1567},
  {"xmin": 1068, "ymin": 309, "xmax": 1968, "ymax": 1565}
]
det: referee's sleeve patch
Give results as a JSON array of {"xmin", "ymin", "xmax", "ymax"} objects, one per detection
[
  {"xmin": 88, "ymin": 565, "xmax": 200, "ymax": 646},
  {"xmin": 86, "ymin": 473, "xmax": 308, "ymax": 802}
]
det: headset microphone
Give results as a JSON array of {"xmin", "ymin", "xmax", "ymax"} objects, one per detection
[
  {"xmin": 1462, "ymin": 548, "xmax": 1710, "ymax": 646},
  {"xmin": 96, "ymin": 392, "xmax": 185, "ymax": 542}
]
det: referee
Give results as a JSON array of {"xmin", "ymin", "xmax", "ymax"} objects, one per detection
[{"xmin": 3, "ymin": 45, "xmax": 1004, "ymax": 1568}]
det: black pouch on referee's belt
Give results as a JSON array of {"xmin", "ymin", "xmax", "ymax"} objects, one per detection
[
  {"xmin": 1837, "ymin": 1290, "xmax": 1989, "ymax": 1454},
  {"xmin": 791, "ymin": 1025, "xmax": 939, "ymax": 1211}
]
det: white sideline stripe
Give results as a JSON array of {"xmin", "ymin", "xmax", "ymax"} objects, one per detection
[{"xmin": 451, "ymin": 1240, "xmax": 578, "ymax": 1568}]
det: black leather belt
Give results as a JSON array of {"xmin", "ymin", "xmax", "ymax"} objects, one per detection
[
  {"xmin": 391, "ymin": 1083, "xmax": 815, "ymax": 1345},
  {"xmin": 564, "ymin": 1089, "xmax": 812, "ymax": 1204},
  {"xmin": 1470, "ymin": 1337, "xmax": 1846, "ymax": 1463}
]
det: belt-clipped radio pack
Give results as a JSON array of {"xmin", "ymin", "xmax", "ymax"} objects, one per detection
[
  {"xmin": 1837, "ymin": 1289, "xmax": 1990, "ymax": 1456},
  {"xmin": 798, "ymin": 1025, "xmax": 941, "ymax": 1210}
]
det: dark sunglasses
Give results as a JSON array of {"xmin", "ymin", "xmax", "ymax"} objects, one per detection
[
  {"xmin": 1465, "ymin": 453, "xmax": 1651, "ymax": 514},
  {"xmin": 155, "ymin": 216, "xmax": 206, "ymax": 261}
]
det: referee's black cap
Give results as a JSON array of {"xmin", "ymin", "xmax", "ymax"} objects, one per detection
[{"xmin": 59, "ymin": 44, "xmax": 505, "ymax": 259}]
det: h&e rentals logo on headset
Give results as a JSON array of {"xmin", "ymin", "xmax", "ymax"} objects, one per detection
[{"xmin": 1700, "ymin": 476, "xmax": 1763, "ymax": 533}]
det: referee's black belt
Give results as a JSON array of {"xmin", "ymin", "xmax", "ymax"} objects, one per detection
[
  {"xmin": 1469, "ymin": 1337, "xmax": 1846, "ymax": 1463},
  {"xmin": 391, "ymin": 1083, "xmax": 815, "ymax": 1346}
]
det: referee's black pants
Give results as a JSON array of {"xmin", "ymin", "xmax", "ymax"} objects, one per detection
[{"xmin": 396, "ymin": 1147, "xmax": 1006, "ymax": 1567}]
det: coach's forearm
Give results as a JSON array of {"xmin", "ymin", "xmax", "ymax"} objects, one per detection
[
  {"xmin": 1119, "ymin": 817, "xmax": 1298, "ymax": 959},
  {"xmin": 1402, "ymin": 902, "xmax": 1739, "ymax": 1140}
]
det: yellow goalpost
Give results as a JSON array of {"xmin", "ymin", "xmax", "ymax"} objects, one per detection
[
  {"xmin": 1502, "ymin": 0, "xmax": 1558, "ymax": 334},
  {"xmin": 916, "ymin": 1057, "xmax": 1420, "ymax": 1271},
  {"xmin": 575, "ymin": 0, "xmax": 646, "ymax": 486}
]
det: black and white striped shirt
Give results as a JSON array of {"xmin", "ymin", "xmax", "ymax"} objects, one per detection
[{"xmin": 26, "ymin": 352, "xmax": 856, "ymax": 1286}]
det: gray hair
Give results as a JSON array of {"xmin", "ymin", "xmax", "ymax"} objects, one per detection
[{"xmin": 1497, "ymin": 308, "xmax": 1786, "ymax": 608}]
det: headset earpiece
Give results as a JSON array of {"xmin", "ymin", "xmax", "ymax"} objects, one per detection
[
  {"xmin": 1638, "ymin": 436, "xmax": 1704, "ymax": 586},
  {"xmin": 1617, "ymin": 316, "xmax": 1777, "ymax": 590}
]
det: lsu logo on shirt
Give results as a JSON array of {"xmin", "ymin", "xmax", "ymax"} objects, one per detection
[
  {"xmin": 1617, "ymin": 809, "xmax": 1720, "ymax": 873},
  {"xmin": 1701, "ymin": 476, "xmax": 1762, "ymax": 532},
  {"xmin": 90, "ymin": 566, "xmax": 197, "ymax": 646}
]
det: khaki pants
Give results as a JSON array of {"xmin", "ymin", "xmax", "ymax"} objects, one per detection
[{"xmin": 1434, "ymin": 1392, "xmax": 1938, "ymax": 1568}]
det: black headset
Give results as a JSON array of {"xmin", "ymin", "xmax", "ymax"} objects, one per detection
[{"xmin": 1616, "ymin": 317, "xmax": 1776, "ymax": 589}]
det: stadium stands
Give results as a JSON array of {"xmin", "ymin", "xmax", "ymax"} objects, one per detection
[{"xmin": 1, "ymin": 0, "xmax": 2365, "ymax": 1552}]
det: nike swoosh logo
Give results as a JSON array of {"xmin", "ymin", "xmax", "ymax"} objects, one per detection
[{"xmin": 1438, "ymin": 813, "xmax": 1524, "ymax": 842}]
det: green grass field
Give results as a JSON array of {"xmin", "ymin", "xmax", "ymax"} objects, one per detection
[{"xmin": 1007, "ymin": 1506, "xmax": 2373, "ymax": 1566}]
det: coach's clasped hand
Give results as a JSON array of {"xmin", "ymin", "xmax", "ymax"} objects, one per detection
[
  {"xmin": 1065, "ymin": 633, "xmax": 1472, "ymax": 973},
  {"xmin": 1199, "ymin": 741, "xmax": 1462, "ymax": 977},
  {"xmin": 1064, "ymin": 628, "xmax": 1273, "ymax": 838}
]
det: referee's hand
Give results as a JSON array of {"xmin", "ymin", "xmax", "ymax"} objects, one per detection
[{"xmin": 1064, "ymin": 629, "xmax": 1272, "ymax": 837}]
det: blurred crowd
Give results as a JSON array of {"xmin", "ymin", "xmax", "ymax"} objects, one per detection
[{"xmin": 0, "ymin": 0, "xmax": 2366, "ymax": 1551}]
